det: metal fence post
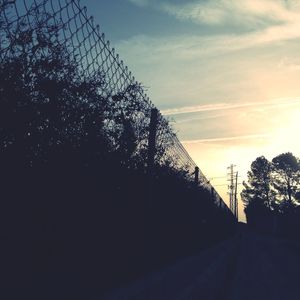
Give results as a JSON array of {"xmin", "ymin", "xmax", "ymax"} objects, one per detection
[
  {"xmin": 211, "ymin": 187, "xmax": 215, "ymax": 203},
  {"xmin": 194, "ymin": 167, "xmax": 199, "ymax": 184},
  {"xmin": 147, "ymin": 108, "xmax": 158, "ymax": 175},
  {"xmin": 146, "ymin": 108, "xmax": 158, "ymax": 260}
]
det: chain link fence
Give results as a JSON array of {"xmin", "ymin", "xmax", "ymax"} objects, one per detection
[{"xmin": 0, "ymin": 0, "xmax": 232, "ymax": 214}]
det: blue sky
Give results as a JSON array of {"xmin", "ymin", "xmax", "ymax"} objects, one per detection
[{"xmin": 81, "ymin": 0, "xmax": 300, "ymax": 220}]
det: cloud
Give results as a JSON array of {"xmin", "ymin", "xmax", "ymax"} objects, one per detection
[
  {"xmin": 117, "ymin": 23, "xmax": 300, "ymax": 68},
  {"xmin": 128, "ymin": 0, "xmax": 150, "ymax": 7},
  {"xmin": 164, "ymin": 0, "xmax": 300, "ymax": 28},
  {"xmin": 128, "ymin": 0, "xmax": 300, "ymax": 28},
  {"xmin": 123, "ymin": 1, "xmax": 300, "ymax": 55},
  {"xmin": 162, "ymin": 102, "xmax": 255, "ymax": 115},
  {"xmin": 174, "ymin": 112, "xmax": 230, "ymax": 124},
  {"xmin": 181, "ymin": 133, "xmax": 272, "ymax": 144},
  {"xmin": 161, "ymin": 97, "xmax": 300, "ymax": 116}
]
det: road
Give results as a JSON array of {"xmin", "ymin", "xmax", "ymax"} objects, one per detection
[{"xmin": 103, "ymin": 226, "xmax": 300, "ymax": 299}]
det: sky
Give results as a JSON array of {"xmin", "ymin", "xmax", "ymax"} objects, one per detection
[{"xmin": 81, "ymin": 0, "xmax": 300, "ymax": 221}]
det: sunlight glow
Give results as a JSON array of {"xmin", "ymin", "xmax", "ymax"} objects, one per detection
[{"xmin": 270, "ymin": 108, "xmax": 300, "ymax": 156}]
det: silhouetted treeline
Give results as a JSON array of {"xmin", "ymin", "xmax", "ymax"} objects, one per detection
[
  {"xmin": 242, "ymin": 153, "xmax": 300, "ymax": 240},
  {"xmin": 0, "ymin": 2, "xmax": 236, "ymax": 298}
]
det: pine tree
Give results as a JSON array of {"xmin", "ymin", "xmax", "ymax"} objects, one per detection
[{"xmin": 241, "ymin": 156, "xmax": 274, "ymax": 212}]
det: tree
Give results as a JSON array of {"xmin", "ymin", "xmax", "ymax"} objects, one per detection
[
  {"xmin": 272, "ymin": 152, "xmax": 300, "ymax": 210},
  {"xmin": 242, "ymin": 152, "xmax": 300, "ymax": 220},
  {"xmin": 241, "ymin": 156, "xmax": 274, "ymax": 212},
  {"xmin": 0, "ymin": 15, "xmax": 110, "ymax": 168}
]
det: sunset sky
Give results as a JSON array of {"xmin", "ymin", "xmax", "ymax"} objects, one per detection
[{"xmin": 82, "ymin": 0, "xmax": 300, "ymax": 221}]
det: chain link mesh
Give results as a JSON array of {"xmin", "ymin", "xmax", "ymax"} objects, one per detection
[{"xmin": 0, "ymin": 0, "xmax": 231, "ymax": 213}]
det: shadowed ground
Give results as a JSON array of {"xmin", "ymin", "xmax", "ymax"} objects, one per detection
[{"xmin": 103, "ymin": 225, "xmax": 300, "ymax": 300}]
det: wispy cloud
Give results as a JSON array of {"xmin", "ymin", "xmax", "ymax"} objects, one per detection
[
  {"xmin": 161, "ymin": 97, "xmax": 300, "ymax": 116},
  {"xmin": 161, "ymin": 0, "xmax": 299, "ymax": 27},
  {"xmin": 117, "ymin": 26, "xmax": 300, "ymax": 68},
  {"xmin": 127, "ymin": 0, "xmax": 300, "ymax": 27},
  {"xmin": 162, "ymin": 102, "xmax": 255, "ymax": 115},
  {"xmin": 174, "ymin": 112, "xmax": 230, "ymax": 124},
  {"xmin": 124, "ymin": 0, "xmax": 300, "ymax": 56},
  {"xmin": 182, "ymin": 133, "xmax": 272, "ymax": 144}
]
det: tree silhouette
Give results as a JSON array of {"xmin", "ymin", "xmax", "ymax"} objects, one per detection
[
  {"xmin": 242, "ymin": 152, "xmax": 300, "ymax": 238},
  {"xmin": 0, "ymin": 10, "xmax": 112, "ymax": 169},
  {"xmin": 272, "ymin": 152, "xmax": 300, "ymax": 210},
  {"xmin": 241, "ymin": 156, "xmax": 274, "ymax": 212}
]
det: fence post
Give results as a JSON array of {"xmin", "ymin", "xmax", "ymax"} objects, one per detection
[
  {"xmin": 147, "ymin": 108, "xmax": 158, "ymax": 175},
  {"xmin": 211, "ymin": 187, "xmax": 215, "ymax": 203},
  {"xmin": 146, "ymin": 108, "xmax": 158, "ymax": 261},
  {"xmin": 219, "ymin": 197, "xmax": 223, "ymax": 208},
  {"xmin": 194, "ymin": 167, "xmax": 199, "ymax": 184}
]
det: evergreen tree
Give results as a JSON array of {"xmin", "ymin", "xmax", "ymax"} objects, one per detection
[
  {"xmin": 242, "ymin": 153, "xmax": 300, "ymax": 216},
  {"xmin": 241, "ymin": 156, "xmax": 274, "ymax": 213},
  {"xmin": 272, "ymin": 152, "xmax": 300, "ymax": 210}
]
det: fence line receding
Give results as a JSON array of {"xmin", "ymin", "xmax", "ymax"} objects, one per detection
[{"xmin": 0, "ymin": 0, "xmax": 233, "ymax": 215}]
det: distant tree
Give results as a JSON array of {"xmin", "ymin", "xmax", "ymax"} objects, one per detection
[
  {"xmin": 242, "ymin": 152, "xmax": 300, "ymax": 219},
  {"xmin": 272, "ymin": 152, "xmax": 300, "ymax": 210},
  {"xmin": 241, "ymin": 156, "xmax": 274, "ymax": 212}
]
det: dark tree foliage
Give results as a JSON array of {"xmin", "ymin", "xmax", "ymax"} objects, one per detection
[
  {"xmin": 0, "ymin": 11, "xmax": 110, "ymax": 168},
  {"xmin": 272, "ymin": 152, "xmax": 300, "ymax": 208},
  {"xmin": 242, "ymin": 153, "xmax": 300, "ymax": 239},
  {"xmin": 0, "ymin": 4, "xmax": 236, "ymax": 298},
  {"xmin": 242, "ymin": 156, "xmax": 274, "ymax": 210}
]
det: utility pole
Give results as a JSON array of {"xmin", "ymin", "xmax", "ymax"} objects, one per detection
[
  {"xmin": 227, "ymin": 164, "xmax": 238, "ymax": 220},
  {"xmin": 234, "ymin": 171, "xmax": 238, "ymax": 219}
]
